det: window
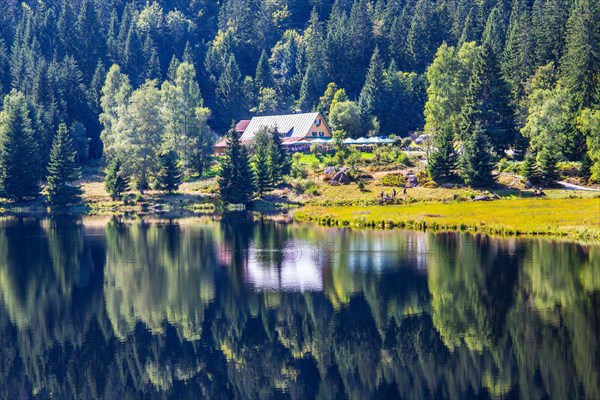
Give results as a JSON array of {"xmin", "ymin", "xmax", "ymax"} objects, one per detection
[
  {"xmin": 315, "ymin": 118, "xmax": 321, "ymax": 126},
  {"xmin": 319, "ymin": 132, "xmax": 324, "ymax": 137},
  {"xmin": 312, "ymin": 132, "xmax": 317, "ymax": 137}
]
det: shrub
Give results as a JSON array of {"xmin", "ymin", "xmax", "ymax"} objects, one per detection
[
  {"xmin": 380, "ymin": 173, "xmax": 406, "ymax": 187},
  {"xmin": 323, "ymin": 155, "xmax": 337, "ymax": 167},
  {"xmin": 397, "ymin": 152, "xmax": 411, "ymax": 166}
]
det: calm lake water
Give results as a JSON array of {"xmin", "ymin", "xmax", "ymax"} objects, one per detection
[{"xmin": 0, "ymin": 213, "xmax": 599, "ymax": 399}]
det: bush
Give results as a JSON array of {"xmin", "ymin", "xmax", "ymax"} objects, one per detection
[
  {"xmin": 380, "ymin": 173, "xmax": 406, "ymax": 187},
  {"xmin": 397, "ymin": 152, "xmax": 411, "ymax": 166},
  {"xmin": 557, "ymin": 161, "xmax": 581, "ymax": 177},
  {"xmin": 323, "ymin": 155, "xmax": 337, "ymax": 167}
]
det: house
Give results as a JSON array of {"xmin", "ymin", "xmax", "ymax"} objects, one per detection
[{"xmin": 214, "ymin": 112, "xmax": 332, "ymax": 156}]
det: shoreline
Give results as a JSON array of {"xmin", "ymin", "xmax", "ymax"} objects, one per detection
[
  {"xmin": 293, "ymin": 197, "xmax": 600, "ymax": 239},
  {"xmin": 1, "ymin": 190, "xmax": 599, "ymax": 240}
]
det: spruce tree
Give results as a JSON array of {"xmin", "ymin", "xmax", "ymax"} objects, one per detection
[
  {"xmin": 0, "ymin": 91, "xmax": 40, "ymax": 201},
  {"xmin": 218, "ymin": 129, "xmax": 255, "ymax": 204},
  {"xmin": 460, "ymin": 44, "xmax": 514, "ymax": 155},
  {"xmin": 156, "ymin": 150, "xmax": 183, "ymax": 194},
  {"xmin": 460, "ymin": 121, "xmax": 496, "ymax": 187},
  {"xmin": 428, "ymin": 126, "xmax": 456, "ymax": 181},
  {"xmin": 537, "ymin": 142, "xmax": 560, "ymax": 185},
  {"xmin": 104, "ymin": 159, "xmax": 129, "ymax": 200},
  {"xmin": 358, "ymin": 47, "xmax": 385, "ymax": 123},
  {"xmin": 255, "ymin": 50, "xmax": 274, "ymax": 90},
  {"xmin": 268, "ymin": 127, "xmax": 291, "ymax": 185},
  {"xmin": 46, "ymin": 123, "xmax": 83, "ymax": 206},
  {"xmin": 521, "ymin": 151, "xmax": 540, "ymax": 182},
  {"xmin": 253, "ymin": 142, "xmax": 272, "ymax": 196}
]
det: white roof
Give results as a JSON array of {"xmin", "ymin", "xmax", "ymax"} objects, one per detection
[{"xmin": 240, "ymin": 112, "xmax": 323, "ymax": 141}]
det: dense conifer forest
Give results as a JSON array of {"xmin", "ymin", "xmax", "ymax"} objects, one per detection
[{"xmin": 0, "ymin": 0, "xmax": 598, "ymax": 199}]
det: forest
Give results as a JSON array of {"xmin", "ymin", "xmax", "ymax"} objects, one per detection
[{"xmin": 0, "ymin": 0, "xmax": 598, "ymax": 202}]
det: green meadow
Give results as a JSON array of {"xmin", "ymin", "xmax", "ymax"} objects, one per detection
[{"xmin": 294, "ymin": 197, "xmax": 600, "ymax": 239}]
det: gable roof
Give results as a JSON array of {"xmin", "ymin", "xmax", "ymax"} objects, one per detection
[
  {"xmin": 235, "ymin": 120, "xmax": 251, "ymax": 132},
  {"xmin": 240, "ymin": 112, "xmax": 325, "ymax": 142}
]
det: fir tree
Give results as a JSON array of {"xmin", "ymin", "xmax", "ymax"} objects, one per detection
[
  {"xmin": 156, "ymin": 150, "xmax": 183, "ymax": 194},
  {"xmin": 521, "ymin": 151, "xmax": 540, "ymax": 182},
  {"xmin": 537, "ymin": 142, "xmax": 560, "ymax": 184},
  {"xmin": 428, "ymin": 126, "xmax": 456, "ymax": 181},
  {"xmin": 104, "ymin": 159, "xmax": 129, "ymax": 200},
  {"xmin": 358, "ymin": 47, "xmax": 385, "ymax": 122},
  {"xmin": 253, "ymin": 134, "xmax": 272, "ymax": 196},
  {"xmin": 255, "ymin": 50, "xmax": 274, "ymax": 89},
  {"xmin": 560, "ymin": 0, "xmax": 600, "ymax": 111},
  {"xmin": 268, "ymin": 127, "xmax": 291, "ymax": 185},
  {"xmin": 460, "ymin": 44, "xmax": 514, "ymax": 155},
  {"xmin": 460, "ymin": 121, "xmax": 496, "ymax": 187},
  {"xmin": 46, "ymin": 123, "xmax": 83, "ymax": 206},
  {"xmin": 218, "ymin": 129, "xmax": 255, "ymax": 204},
  {"xmin": 0, "ymin": 91, "xmax": 40, "ymax": 201}
]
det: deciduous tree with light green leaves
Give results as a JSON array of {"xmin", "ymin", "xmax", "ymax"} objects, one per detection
[
  {"xmin": 111, "ymin": 81, "xmax": 165, "ymax": 192},
  {"xmin": 162, "ymin": 62, "xmax": 213, "ymax": 177},
  {"xmin": 578, "ymin": 109, "xmax": 600, "ymax": 182}
]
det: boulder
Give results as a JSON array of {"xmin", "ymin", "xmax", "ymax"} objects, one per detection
[
  {"xmin": 441, "ymin": 183, "xmax": 455, "ymax": 189},
  {"xmin": 472, "ymin": 194, "xmax": 500, "ymax": 201},
  {"xmin": 324, "ymin": 166, "xmax": 337, "ymax": 175},
  {"xmin": 330, "ymin": 171, "xmax": 350, "ymax": 185}
]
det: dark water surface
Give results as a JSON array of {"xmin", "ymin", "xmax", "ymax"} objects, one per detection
[{"xmin": 0, "ymin": 213, "xmax": 599, "ymax": 399}]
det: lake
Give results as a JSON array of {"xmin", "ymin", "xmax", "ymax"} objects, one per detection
[{"xmin": 0, "ymin": 213, "xmax": 598, "ymax": 399}]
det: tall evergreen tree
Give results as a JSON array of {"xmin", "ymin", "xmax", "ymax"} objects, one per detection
[
  {"xmin": 358, "ymin": 47, "xmax": 385, "ymax": 123},
  {"xmin": 0, "ymin": 91, "xmax": 40, "ymax": 201},
  {"xmin": 428, "ymin": 126, "xmax": 457, "ymax": 181},
  {"xmin": 560, "ymin": 0, "xmax": 600, "ymax": 111},
  {"xmin": 460, "ymin": 44, "xmax": 514, "ymax": 155},
  {"xmin": 537, "ymin": 141, "xmax": 560, "ymax": 184},
  {"xmin": 268, "ymin": 127, "xmax": 291, "ymax": 185},
  {"xmin": 255, "ymin": 50, "xmax": 274, "ymax": 90},
  {"xmin": 460, "ymin": 121, "xmax": 495, "ymax": 187},
  {"xmin": 252, "ymin": 128, "xmax": 273, "ymax": 195},
  {"xmin": 521, "ymin": 150, "xmax": 540, "ymax": 182},
  {"xmin": 104, "ymin": 159, "xmax": 129, "ymax": 200},
  {"xmin": 46, "ymin": 123, "xmax": 83, "ymax": 206},
  {"xmin": 216, "ymin": 54, "xmax": 244, "ymax": 132},
  {"xmin": 218, "ymin": 129, "xmax": 255, "ymax": 204},
  {"xmin": 156, "ymin": 150, "xmax": 183, "ymax": 194}
]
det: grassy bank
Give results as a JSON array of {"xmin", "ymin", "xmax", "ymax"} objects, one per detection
[{"xmin": 294, "ymin": 197, "xmax": 600, "ymax": 239}]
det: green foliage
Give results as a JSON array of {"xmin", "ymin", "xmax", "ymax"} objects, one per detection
[
  {"xmin": 104, "ymin": 160, "xmax": 129, "ymax": 200},
  {"xmin": 521, "ymin": 152, "xmax": 540, "ymax": 182},
  {"xmin": 537, "ymin": 142, "xmax": 561, "ymax": 184},
  {"xmin": 459, "ymin": 44, "xmax": 514, "ymax": 155},
  {"xmin": 46, "ymin": 124, "xmax": 83, "ymax": 206},
  {"xmin": 424, "ymin": 42, "xmax": 479, "ymax": 137},
  {"xmin": 156, "ymin": 151, "xmax": 183, "ymax": 193},
  {"xmin": 162, "ymin": 62, "xmax": 213, "ymax": 177},
  {"xmin": 460, "ymin": 121, "xmax": 496, "ymax": 187},
  {"xmin": 0, "ymin": 91, "xmax": 40, "ymax": 201},
  {"xmin": 267, "ymin": 127, "xmax": 291, "ymax": 185},
  {"xmin": 252, "ymin": 128, "xmax": 273, "ymax": 195},
  {"xmin": 428, "ymin": 126, "xmax": 457, "ymax": 181},
  {"xmin": 578, "ymin": 108, "xmax": 600, "ymax": 182},
  {"xmin": 218, "ymin": 130, "xmax": 255, "ymax": 204},
  {"xmin": 329, "ymin": 101, "xmax": 363, "ymax": 138},
  {"xmin": 380, "ymin": 173, "xmax": 406, "ymax": 187}
]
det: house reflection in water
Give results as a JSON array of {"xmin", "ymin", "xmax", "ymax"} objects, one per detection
[{"xmin": 245, "ymin": 240, "xmax": 324, "ymax": 292}]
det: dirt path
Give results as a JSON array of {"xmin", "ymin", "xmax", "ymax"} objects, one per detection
[{"xmin": 556, "ymin": 181, "xmax": 600, "ymax": 191}]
